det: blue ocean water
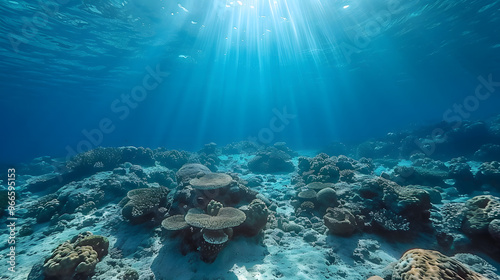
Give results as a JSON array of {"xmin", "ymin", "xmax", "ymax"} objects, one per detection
[
  {"xmin": 1, "ymin": 0, "xmax": 500, "ymax": 163},
  {"xmin": 3, "ymin": 2, "xmax": 500, "ymax": 279}
]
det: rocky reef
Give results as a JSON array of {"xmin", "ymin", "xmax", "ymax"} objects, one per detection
[{"xmin": 3, "ymin": 116, "xmax": 500, "ymax": 280}]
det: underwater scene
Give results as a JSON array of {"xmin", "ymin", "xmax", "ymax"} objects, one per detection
[{"xmin": 2, "ymin": 0, "xmax": 500, "ymax": 279}]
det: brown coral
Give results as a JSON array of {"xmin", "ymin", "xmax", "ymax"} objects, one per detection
[
  {"xmin": 392, "ymin": 249, "xmax": 489, "ymax": 280},
  {"xmin": 43, "ymin": 233, "xmax": 109, "ymax": 280}
]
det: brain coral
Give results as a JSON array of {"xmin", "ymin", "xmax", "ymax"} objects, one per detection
[
  {"xmin": 72, "ymin": 232, "xmax": 109, "ymax": 260},
  {"xmin": 43, "ymin": 232, "xmax": 109, "ymax": 280},
  {"xmin": 392, "ymin": 249, "xmax": 489, "ymax": 280}
]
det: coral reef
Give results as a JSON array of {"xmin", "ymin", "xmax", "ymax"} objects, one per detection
[
  {"xmin": 67, "ymin": 147, "xmax": 123, "ymax": 174},
  {"xmin": 222, "ymin": 141, "xmax": 261, "ymax": 154},
  {"xmin": 474, "ymin": 144, "xmax": 500, "ymax": 162},
  {"xmin": 8, "ymin": 113, "xmax": 500, "ymax": 280},
  {"xmin": 189, "ymin": 173, "xmax": 234, "ymax": 190},
  {"xmin": 172, "ymin": 171, "xmax": 256, "ymax": 211},
  {"xmin": 67, "ymin": 147, "xmax": 155, "ymax": 176},
  {"xmin": 154, "ymin": 149, "xmax": 190, "ymax": 169}
]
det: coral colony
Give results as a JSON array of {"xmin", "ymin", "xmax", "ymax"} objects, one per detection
[{"xmin": 1, "ymin": 115, "xmax": 500, "ymax": 279}]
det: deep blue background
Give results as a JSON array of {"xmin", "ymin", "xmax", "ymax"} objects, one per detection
[{"xmin": 1, "ymin": 0, "xmax": 499, "ymax": 164}]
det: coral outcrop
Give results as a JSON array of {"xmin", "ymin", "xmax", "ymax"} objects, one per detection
[
  {"xmin": 162, "ymin": 201, "xmax": 246, "ymax": 263},
  {"xmin": 43, "ymin": 232, "xmax": 109, "ymax": 280},
  {"xmin": 462, "ymin": 195, "xmax": 500, "ymax": 236},
  {"xmin": 392, "ymin": 249, "xmax": 489, "ymax": 280},
  {"xmin": 121, "ymin": 187, "xmax": 170, "ymax": 224},
  {"xmin": 248, "ymin": 147, "xmax": 295, "ymax": 173}
]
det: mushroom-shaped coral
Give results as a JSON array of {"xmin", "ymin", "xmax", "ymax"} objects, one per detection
[
  {"xmin": 200, "ymin": 229, "xmax": 231, "ymax": 263},
  {"xmin": 189, "ymin": 173, "xmax": 234, "ymax": 190},
  {"xmin": 121, "ymin": 187, "xmax": 169, "ymax": 224},
  {"xmin": 184, "ymin": 206, "xmax": 245, "ymax": 263},
  {"xmin": 392, "ymin": 249, "xmax": 489, "ymax": 280},
  {"xmin": 161, "ymin": 215, "xmax": 189, "ymax": 231},
  {"xmin": 185, "ymin": 207, "xmax": 246, "ymax": 230}
]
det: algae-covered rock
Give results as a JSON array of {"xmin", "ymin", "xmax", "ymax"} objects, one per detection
[{"xmin": 462, "ymin": 195, "xmax": 500, "ymax": 236}]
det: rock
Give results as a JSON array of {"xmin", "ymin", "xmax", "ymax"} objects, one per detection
[
  {"xmin": 176, "ymin": 163, "xmax": 211, "ymax": 184},
  {"xmin": 462, "ymin": 195, "xmax": 500, "ymax": 235},
  {"xmin": 303, "ymin": 229, "xmax": 318, "ymax": 243},
  {"xmin": 316, "ymin": 187, "xmax": 338, "ymax": 210},
  {"xmin": 248, "ymin": 148, "xmax": 294, "ymax": 174},
  {"xmin": 352, "ymin": 239, "xmax": 382, "ymax": 264},
  {"xmin": 488, "ymin": 219, "xmax": 500, "ymax": 242},
  {"xmin": 323, "ymin": 207, "xmax": 357, "ymax": 237},
  {"xmin": 235, "ymin": 199, "xmax": 269, "ymax": 237}
]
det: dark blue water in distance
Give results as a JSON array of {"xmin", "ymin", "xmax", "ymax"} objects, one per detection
[{"xmin": 1, "ymin": 0, "xmax": 500, "ymax": 164}]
